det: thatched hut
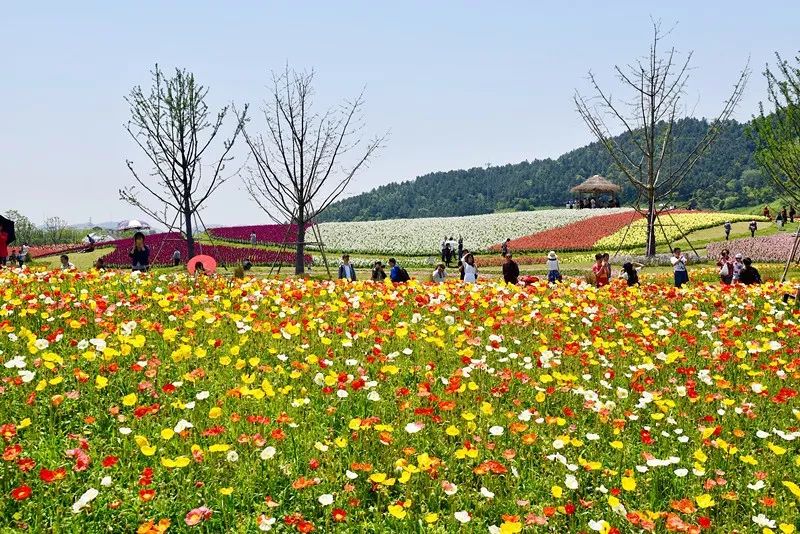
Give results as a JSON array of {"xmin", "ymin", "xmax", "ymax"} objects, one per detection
[{"xmin": 570, "ymin": 175, "xmax": 621, "ymax": 208}]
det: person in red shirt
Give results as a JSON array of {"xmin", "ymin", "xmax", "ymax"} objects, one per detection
[
  {"xmin": 592, "ymin": 253, "xmax": 609, "ymax": 287},
  {"xmin": 0, "ymin": 228, "xmax": 9, "ymax": 267}
]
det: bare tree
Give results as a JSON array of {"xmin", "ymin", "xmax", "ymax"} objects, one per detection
[
  {"xmin": 121, "ymin": 65, "xmax": 248, "ymax": 258},
  {"xmin": 575, "ymin": 22, "xmax": 748, "ymax": 256},
  {"xmin": 239, "ymin": 67, "xmax": 386, "ymax": 274},
  {"xmin": 43, "ymin": 216, "xmax": 68, "ymax": 244},
  {"xmin": 749, "ymin": 52, "xmax": 800, "ymax": 204}
]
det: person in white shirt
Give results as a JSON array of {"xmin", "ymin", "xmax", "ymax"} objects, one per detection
[
  {"xmin": 338, "ymin": 254, "xmax": 356, "ymax": 281},
  {"xmin": 17, "ymin": 243, "xmax": 29, "ymax": 267},
  {"xmin": 670, "ymin": 248, "xmax": 688, "ymax": 287},
  {"xmin": 432, "ymin": 263, "xmax": 446, "ymax": 283},
  {"xmin": 60, "ymin": 254, "xmax": 75, "ymax": 270},
  {"xmin": 250, "ymin": 232, "xmax": 257, "ymax": 246},
  {"xmin": 546, "ymin": 251, "xmax": 562, "ymax": 283},
  {"xmin": 732, "ymin": 253, "xmax": 745, "ymax": 282},
  {"xmin": 462, "ymin": 254, "xmax": 478, "ymax": 283}
]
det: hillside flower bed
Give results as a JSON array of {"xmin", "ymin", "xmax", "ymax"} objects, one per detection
[
  {"xmin": 207, "ymin": 224, "xmax": 304, "ymax": 245},
  {"xmin": 26, "ymin": 243, "xmax": 112, "ymax": 259},
  {"xmin": 595, "ymin": 212, "xmax": 766, "ymax": 250},
  {"xmin": 317, "ymin": 209, "xmax": 628, "ymax": 255},
  {"xmin": 495, "ymin": 210, "xmax": 643, "ymax": 252},
  {"xmin": 1, "ymin": 271, "xmax": 800, "ymax": 532},
  {"xmin": 99, "ymin": 233, "xmax": 310, "ymax": 267},
  {"xmin": 707, "ymin": 232, "xmax": 800, "ymax": 262}
]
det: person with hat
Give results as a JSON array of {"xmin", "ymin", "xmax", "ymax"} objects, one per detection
[
  {"xmin": 732, "ymin": 253, "xmax": 745, "ymax": 283},
  {"xmin": 545, "ymin": 251, "xmax": 562, "ymax": 283}
]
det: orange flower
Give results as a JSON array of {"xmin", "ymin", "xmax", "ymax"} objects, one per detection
[{"xmin": 670, "ymin": 499, "xmax": 696, "ymax": 514}]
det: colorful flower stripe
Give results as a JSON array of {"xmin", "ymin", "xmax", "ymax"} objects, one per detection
[
  {"xmin": 595, "ymin": 212, "xmax": 767, "ymax": 250},
  {"xmin": 2, "ymin": 270, "xmax": 800, "ymax": 532},
  {"xmin": 497, "ymin": 210, "xmax": 645, "ymax": 252},
  {"xmin": 707, "ymin": 232, "xmax": 800, "ymax": 262},
  {"xmin": 207, "ymin": 224, "xmax": 306, "ymax": 245},
  {"xmin": 98, "ymin": 233, "xmax": 310, "ymax": 267}
]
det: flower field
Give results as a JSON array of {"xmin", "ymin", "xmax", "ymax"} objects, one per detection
[
  {"xmin": 595, "ymin": 212, "xmax": 766, "ymax": 251},
  {"xmin": 316, "ymin": 209, "xmax": 629, "ymax": 255},
  {"xmin": 207, "ymin": 224, "xmax": 303, "ymax": 246},
  {"xmin": 2, "ymin": 270, "xmax": 800, "ymax": 533},
  {"xmin": 497, "ymin": 211, "xmax": 646, "ymax": 252},
  {"xmin": 98, "ymin": 233, "xmax": 310, "ymax": 268},
  {"xmin": 707, "ymin": 233, "xmax": 800, "ymax": 263}
]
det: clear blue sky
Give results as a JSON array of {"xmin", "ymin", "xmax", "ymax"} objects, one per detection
[{"xmin": 2, "ymin": 1, "xmax": 798, "ymax": 226}]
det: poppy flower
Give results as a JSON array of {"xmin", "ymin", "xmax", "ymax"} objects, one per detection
[{"xmin": 11, "ymin": 485, "xmax": 32, "ymax": 501}]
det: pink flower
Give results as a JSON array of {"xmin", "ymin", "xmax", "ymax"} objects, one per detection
[{"xmin": 185, "ymin": 506, "xmax": 212, "ymax": 526}]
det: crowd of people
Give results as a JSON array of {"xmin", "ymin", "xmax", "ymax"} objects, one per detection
[
  {"xmin": 565, "ymin": 198, "xmax": 621, "ymax": 209},
  {"xmin": 763, "ymin": 205, "xmax": 796, "ymax": 229}
]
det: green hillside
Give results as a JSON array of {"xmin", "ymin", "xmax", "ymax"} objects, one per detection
[{"xmin": 320, "ymin": 118, "xmax": 775, "ymax": 222}]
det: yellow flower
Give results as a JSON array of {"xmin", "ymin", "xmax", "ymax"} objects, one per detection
[
  {"xmin": 695, "ymin": 494, "xmax": 715, "ymax": 509},
  {"xmin": 219, "ymin": 487, "xmax": 234, "ymax": 496},
  {"xmin": 551, "ymin": 485, "xmax": 563, "ymax": 498},
  {"xmin": 621, "ymin": 476, "xmax": 636, "ymax": 491},
  {"xmin": 140, "ymin": 445, "xmax": 157, "ymax": 456},
  {"xmin": 208, "ymin": 406, "xmax": 223, "ymax": 419},
  {"xmin": 500, "ymin": 521, "xmax": 522, "ymax": 534},
  {"xmin": 387, "ymin": 505, "xmax": 406, "ymax": 519},
  {"xmin": 160, "ymin": 428, "xmax": 175, "ymax": 440},
  {"xmin": 95, "ymin": 375, "xmax": 109, "ymax": 389},
  {"xmin": 783, "ymin": 481, "xmax": 800, "ymax": 498},
  {"xmin": 209, "ymin": 444, "xmax": 231, "ymax": 453},
  {"xmin": 122, "ymin": 393, "xmax": 137, "ymax": 407},
  {"xmin": 445, "ymin": 425, "xmax": 460, "ymax": 436},
  {"xmin": 424, "ymin": 513, "xmax": 439, "ymax": 524}
]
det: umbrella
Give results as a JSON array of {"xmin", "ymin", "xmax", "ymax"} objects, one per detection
[
  {"xmin": 0, "ymin": 215, "xmax": 16, "ymax": 245},
  {"xmin": 116, "ymin": 219, "xmax": 151, "ymax": 231},
  {"xmin": 187, "ymin": 255, "xmax": 217, "ymax": 275}
]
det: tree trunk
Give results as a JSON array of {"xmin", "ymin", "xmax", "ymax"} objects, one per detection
[
  {"xmin": 645, "ymin": 191, "xmax": 657, "ymax": 257},
  {"xmin": 184, "ymin": 207, "xmax": 195, "ymax": 259},
  {"xmin": 295, "ymin": 224, "xmax": 306, "ymax": 275}
]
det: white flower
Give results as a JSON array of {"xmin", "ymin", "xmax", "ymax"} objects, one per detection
[
  {"xmin": 346, "ymin": 470, "xmax": 358, "ymax": 480},
  {"xmin": 585, "ymin": 433, "xmax": 600, "ymax": 441},
  {"xmin": 196, "ymin": 390, "xmax": 210, "ymax": 400},
  {"xmin": 752, "ymin": 514, "xmax": 776, "ymax": 528},
  {"xmin": 100, "ymin": 476, "xmax": 112, "ymax": 487},
  {"xmin": 517, "ymin": 410, "xmax": 532, "ymax": 422},
  {"xmin": 588, "ymin": 519, "xmax": 609, "ymax": 532},
  {"xmin": 480, "ymin": 487, "xmax": 495, "ymax": 499},
  {"xmin": 260, "ymin": 446, "xmax": 277, "ymax": 460},
  {"xmin": 226, "ymin": 451, "xmax": 239, "ymax": 462},
  {"xmin": 71, "ymin": 487, "xmax": 99, "ymax": 513},
  {"xmin": 258, "ymin": 516, "xmax": 276, "ymax": 531},
  {"xmin": 565, "ymin": 474, "xmax": 579, "ymax": 490},
  {"xmin": 118, "ymin": 427, "xmax": 132, "ymax": 435},
  {"xmin": 442, "ymin": 481, "xmax": 458, "ymax": 496},
  {"xmin": 404, "ymin": 422, "xmax": 424, "ymax": 434},
  {"xmin": 454, "ymin": 511, "xmax": 471, "ymax": 524},
  {"xmin": 489, "ymin": 426, "xmax": 504, "ymax": 436},
  {"xmin": 34, "ymin": 338, "xmax": 50, "ymax": 350},
  {"xmin": 174, "ymin": 419, "xmax": 193, "ymax": 433},
  {"xmin": 4, "ymin": 355, "xmax": 26, "ymax": 369},
  {"xmin": 674, "ymin": 468, "xmax": 688, "ymax": 477},
  {"xmin": 756, "ymin": 430, "xmax": 770, "ymax": 439},
  {"xmin": 367, "ymin": 391, "xmax": 381, "ymax": 402},
  {"xmin": 318, "ymin": 494, "xmax": 334, "ymax": 506},
  {"xmin": 747, "ymin": 480, "xmax": 765, "ymax": 491},
  {"xmin": 18, "ymin": 370, "xmax": 35, "ymax": 383}
]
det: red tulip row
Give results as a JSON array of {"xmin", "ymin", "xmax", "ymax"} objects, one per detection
[
  {"xmin": 99, "ymin": 233, "xmax": 310, "ymax": 267},
  {"xmin": 207, "ymin": 224, "xmax": 309, "ymax": 245}
]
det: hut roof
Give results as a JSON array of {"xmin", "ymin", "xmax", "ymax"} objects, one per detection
[{"xmin": 570, "ymin": 174, "xmax": 622, "ymax": 194}]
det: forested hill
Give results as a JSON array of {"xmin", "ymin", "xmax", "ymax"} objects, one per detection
[{"xmin": 319, "ymin": 118, "xmax": 773, "ymax": 222}]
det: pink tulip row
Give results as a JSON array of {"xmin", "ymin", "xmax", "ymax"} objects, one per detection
[
  {"xmin": 207, "ymin": 224, "xmax": 309, "ymax": 245},
  {"xmin": 706, "ymin": 233, "xmax": 800, "ymax": 262}
]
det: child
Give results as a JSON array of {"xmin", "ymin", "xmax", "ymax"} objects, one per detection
[
  {"xmin": 671, "ymin": 248, "xmax": 688, "ymax": 288},
  {"xmin": 738, "ymin": 258, "xmax": 762, "ymax": 285},
  {"xmin": 591, "ymin": 253, "xmax": 609, "ymax": 287},
  {"xmin": 546, "ymin": 251, "xmax": 562, "ymax": 283},
  {"xmin": 619, "ymin": 261, "xmax": 643, "ymax": 286},
  {"xmin": 60, "ymin": 254, "xmax": 75, "ymax": 270}
]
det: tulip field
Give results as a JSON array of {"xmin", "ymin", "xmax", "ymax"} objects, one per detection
[{"xmin": 2, "ymin": 269, "xmax": 800, "ymax": 533}]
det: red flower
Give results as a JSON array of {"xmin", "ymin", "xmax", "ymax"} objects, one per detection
[
  {"xmin": 297, "ymin": 520, "xmax": 315, "ymax": 533},
  {"xmin": 698, "ymin": 516, "xmax": 712, "ymax": 529},
  {"xmin": 0, "ymin": 423, "xmax": 16, "ymax": 442},
  {"xmin": 332, "ymin": 508, "xmax": 347, "ymax": 522},
  {"xmin": 102, "ymin": 455, "xmax": 119, "ymax": 468},
  {"xmin": 40, "ymin": 467, "xmax": 67, "ymax": 483},
  {"xmin": 17, "ymin": 457, "xmax": 36, "ymax": 472},
  {"xmin": 564, "ymin": 503, "xmax": 576, "ymax": 515},
  {"xmin": 139, "ymin": 488, "xmax": 156, "ymax": 502},
  {"xmin": 11, "ymin": 484, "xmax": 32, "ymax": 501}
]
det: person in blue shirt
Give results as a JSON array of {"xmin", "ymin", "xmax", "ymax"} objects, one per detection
[
  {"xmin": 338, "ymin": 254, "xmax": 356, "ymax": 281},
  {"xmin": 388, "ymin": 258, "xmax": 402, "ymax": 282}
]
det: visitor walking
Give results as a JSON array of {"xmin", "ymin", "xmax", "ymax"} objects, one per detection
[
  {"xmin": 781, "ymin": 207, "xmax": 788, "ymax": 225},
  {"xmin": 723, "ymin": 221, "xmax": 732, "ymax": 240},
  {"xmin": 738, "ymin": 258, "xmax": 762, "ymax": 285},
  {"xmin": 749, "ymin": 220, "xmax": 758, "ymax": 238},
  {"xmin": 717, "ymin": 249, "xmax": 734, "ymax": 285},
  {"xmin": 338, "ymin": 254, "xmax": 356, "ymax": 281},
  {"xmin": 546, "ymin": 251, "xmax": 561, "ymax": 283},
  {"xmin": 457, "ymin": 237, "xmax": 463, "ymax": 262},
  {"xmin": 500, "ymin": 238, "xmax": 510, "ymax": 257},
  {"xmin": 619, "ymin": 261, "xmax": 643, "ymax": 286},
  {"xmin": 444, "ymin": 243, "xmax": 453, "ymax": 267},
  {"xmin": 431, "ymin": 263, "xmax": 446, "ymax": 283},
  {"xmin": 250, "ymin": 232, "xmax": 257, "ymax": 246},
  {"xmin": 462, "ymin": 253, "xmax": 478, "ymax": 283},
  {"xmin": 671, "ymin": 247, "xmax": 689, "ymax": 288},
  {"xmin": 591, "ymin": 254, "xmax": 609, "ymax": 287},
  {"xmin": 777, "ymin": 211, "xmax": 784, "ymax": 230},
  {"xmin": 172, "ymin": 249, "xmax": 181, "ymax": 267},
  {"xmin": 371, "ymin": 261, "xmax": 386, "ymax": 281},
  {"xmin": 763, "ymin": 206, "xmax": 771, "ymax": 219},
  {"xmin": 732, "ymin": 253, "xmax": 745, "ymax": 283},
  {"xmin": 129, "ymin": 232, "xmax": 150, "ymax": 272},
  {"xmin": 0, "ymin": 226, "xmax": 8, "ymax": 267},
  {"xmin": 502, "ymin": 253, "xmax": 520, "ymax": 284},
  {"xmin": 790, "ymin": 205, "xmax": 796, "ymax": 223}
]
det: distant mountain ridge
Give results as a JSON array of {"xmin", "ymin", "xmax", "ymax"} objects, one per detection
[{"xmin": 319, "ymin": 118, "xmax": 773, "ymax": 222}]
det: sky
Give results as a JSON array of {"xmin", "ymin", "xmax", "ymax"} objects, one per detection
[{"xmin": 2, "ymin": 1, "xmax": 798, "ymax": 226}]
